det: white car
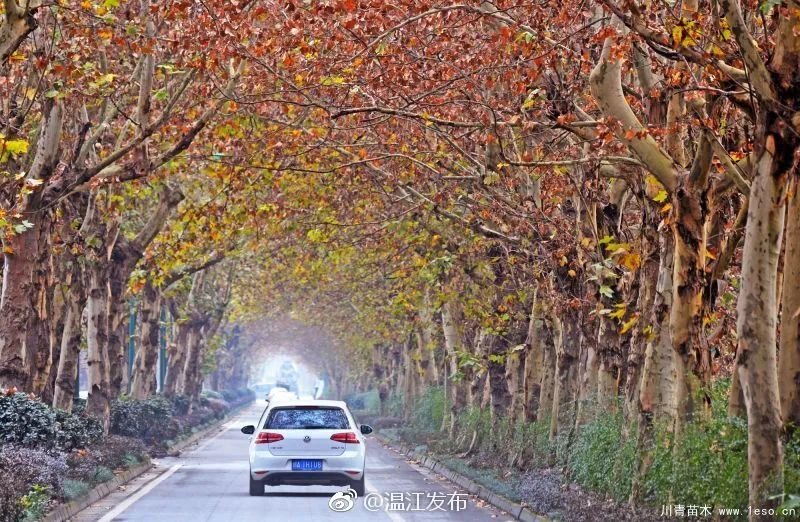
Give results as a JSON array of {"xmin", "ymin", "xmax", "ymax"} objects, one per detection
[
  {"xmin": 266, "ymin": 387, "xmax": 296, "ymax": 402},
  {"xmin": 241, "ymin": 399, "xmax": 373, "ymax": 496}
]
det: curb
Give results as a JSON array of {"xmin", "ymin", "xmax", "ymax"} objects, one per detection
[
  {"xmin": 375, "ymin": 434, "xmax": 548, "ymax": 522},
  {"xmin": 42, "ymin": 460, "xmax": 154, "ymax": 522},
  {"xmin": 44, "ymin": 400, "xmax": 254, "ymax": 522},
  {"xmin": 165, "ymin": 401, "xmax": 249, "ymax": 456}
]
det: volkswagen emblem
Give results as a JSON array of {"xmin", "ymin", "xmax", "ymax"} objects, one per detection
[{"xmin": 303, "ymin": 435, "xmax": 311, "ymax": 443}]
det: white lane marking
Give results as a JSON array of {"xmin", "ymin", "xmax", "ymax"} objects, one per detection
[
  {"xmin": 365, "ymin": 478, "xmax": 405, "ymax": 522},
  {"xmin": 97, "ymin": 464, "xmax": 182, "ymax": 522}
]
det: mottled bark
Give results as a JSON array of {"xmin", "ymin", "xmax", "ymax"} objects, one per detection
[
  {"xmin": 624, "ymin": 217, "xmax": 658, "ymax": 422},
  {"xmin": 736, "ymin": 136, "xmax": 787, "ymax": 510},
  {"xmin": 468, "ymin": 329, "xmax": 489, "ymax": 409},
  {"xmin": 86, "ymin": 263, "xmax": 111, "ymax": 431},
  {"xmin": 505, "ymin": 347, "xmax": 525, "ymax": 424},
  {"xmin": 0, "ymin": 102, "xmax": 62, "ymax": 391},
  {"xmin": 523, "ymin": 290, "xmax": 545, "ymax": 422},
  {"xmin": 401, "ymin": 334, "xmax": 417, "ymax": 419},
  {"xmin": 52, "ymin": 262, "xmax": 86, "ymax": 411},
  {"xmin": 550, "ymin": 308, "xmax": 580, "ymax": 441},
  {"xmin": 639, "ymin": 230, "xmax": 677, "ymax": 422},
  {"xmin": 0, "ymin": 0, "xmax": 38, "ymax": 63},
  {"xmin": 0, "ymin": 214, "xmax": 40, "ymax": 390},
  {"xmin": 537, "ymin": 317, "xmax": 556, "ymax": 423},
  {"xmin": 130, "ymin": 282, "xmax": 161, "ymax": 399},
  {"xmin": 441, "ymin": 300, "xmax": 466, "ymax": 437},
  {"xmin": 487, "ymin": 333, "xmax": 511, "ymax": 419},
  {"xmin": 631, "ymin": 229, "xmax": 676, "ymax": 502},
  {"xmin": 29, "ymin": 214, "xmax": 56, "ymax": 396},
  {"xmin": 779, "ymin": 181, "xmax": 800, "ymax": 427}
]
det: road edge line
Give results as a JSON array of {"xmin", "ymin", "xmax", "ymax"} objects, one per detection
[
  {"xmin": 45, "ymin": 401, "xmax": 255, "ymax": 522},
  {"xmin": 96, "ymin": 464, "xmax": 182, "ymax": 522},
  {"xmin": 42, "ymin": 460, "xmax": 155, "ymax": 522}
]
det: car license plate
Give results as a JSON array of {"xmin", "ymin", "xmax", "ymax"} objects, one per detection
[{"xmin": 292, "ymin": 459, "xmax": 322, "ymax": 471}]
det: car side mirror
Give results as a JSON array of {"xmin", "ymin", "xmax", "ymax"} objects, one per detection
[
  {"xmin": 360, "ymin": 424, "xmax": 373, "ymax": 435},
  {"xmin": 241, "ymin": 425, "xmax": 255, "ymax": 435}
]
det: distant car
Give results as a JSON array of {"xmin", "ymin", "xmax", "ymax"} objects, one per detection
[
  {"xmin": 251, "ymin": 383, "xmax": 274, "ymax": 396},
  {"xmin": 277, "ymin": 361, "xmax": 298, "ymax": 391},
  {"xmin": 241, "ymin": 399, "xmax": 373, "ymax": 497},
  {"xmin": 266, "ymin": 387, "xmax": 289, "ymax": 401}
]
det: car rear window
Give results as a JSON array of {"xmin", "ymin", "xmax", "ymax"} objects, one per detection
[{"xmin": 265, "ymin": 406, "xmax": 350, "ymax": 430}]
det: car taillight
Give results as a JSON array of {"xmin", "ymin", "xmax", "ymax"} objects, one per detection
[
  {"xmin": 330, "ymin": 432, "xmax": 360, "ymax": 444},
  {"xmin": 255, "ymin": 432, "xmax": 284, "ymax": 444}
]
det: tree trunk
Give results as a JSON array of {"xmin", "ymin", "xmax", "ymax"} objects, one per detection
[
  {"xmin": 505, "ymin": 345, "xmax": 525, "ymax": 424},
  {"xmin": 639, "ymin": 230, "xmax": 678, "ymax": 422},
  {"xmin": 736, "ymin": 135, "xmax": 787, "ymax": 510},
  {"xmin": 487, "ymin": 333, "xmax": 511, "ymax": 419},
  {"xmin": 0, "ymin": 213, "xmax": 42, "ymax": 391},
  {"xmin": 86, "ymin": 264, "xmax": 111, "ymax": 431},
  {"xmin": 536, "ymin": 317, "xmax": 556, "ymax": 423},
  {"xmin": 624, "ymin": 215, "xmax": 659, "ymax": 422},
  {"xmin": 52, "ymin": 262, "xmax": 86, "ymax": 411},
  {"xmin": 550, "ymin": 308, "xmax": 580, "ymax": 441},
  {"xmin": 29, "ymin": 214, "xmax": 56, "ymax": 397},
  {"xmin": 468, "ymin": 329, "xmax": 489, "ymax": 409},
  {"xmin": 779, "ymin": 179, "xmax": 800, "ymax": 427},
  {"xmin": 631, "ymin": 228, "xmax": 677, "ymax": 502},
  {"xmin": 106, "ymin": 261, "xmax": 129, "ymax": 400},
  {"xmin": 523, "ymin": 292, "xmax": 545, "ymax": 422},
  {"xmin": 401, "ymin": 334, "xmax": 416, "ymax": 419},
  {"xmin": 0, "ymin": 102, "xmax": 62, "ymax": 391},
  {"xmin": 130, "ymin": 283, "xmax": 161, "ymax": 399},
  {"xmin": 441, "ymin": 300, "xmax": 466, "ymax": 438},
  {"xmin": 181, "ymin": 322, "xmax": 205, "ymax": 404},
  {"xmin": 164, "ymin": 319, "xmax": 188, "ymax": 396}
]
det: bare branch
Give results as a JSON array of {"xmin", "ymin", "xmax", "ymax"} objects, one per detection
[
  {"xmin": 717, "ymin": 0, "xmax": 777, "ymax": 104},
  {"xmin": 589, "ymin": 19, "xmax": 679, "ymax": 193}
]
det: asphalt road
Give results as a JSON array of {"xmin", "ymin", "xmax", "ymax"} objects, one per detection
[{"xmin": 76, "ymin": 402, "xmax": 511, "ymax": 522}]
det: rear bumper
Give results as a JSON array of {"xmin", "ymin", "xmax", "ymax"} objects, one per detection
[
  {"xmin": 253, "ymin": 471, "xmax": 360, "ymax": 487},
  {"xmin": 249, "ymin": 447, "xmax": 365, "ymax": 482}
]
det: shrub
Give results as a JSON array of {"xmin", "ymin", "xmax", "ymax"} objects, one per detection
[
  {"xmin": 219, "ymin": 389, "xmax": 236, "ymax": 402},
  {"xmin": 201, "ymin": 390, "xmax": 224, "ymax": 401},
  {"xmin": 0, "ymin": 391, "xmax": 103, "ymax": 452},
  {"xmin": 214, "ymin": 388, "xmax": 254, "ymax": 406},
  {"xmin": 122, "ymin": 453, "xmax": 140, "ymax": 468},
  {"xmin": 110, "ymin": 395, "xmax": 178, "ymax": 445},
  {"xmin": 91, "ymin": 435, "xmax": 148, "ymax": 470},
  {"xmin": 66, "ymin": 435, "xmax": 148, "ymax": 485},
  {"xmin": 643, "ymin": 414, "xmax": 749, "ymax": 509},
  {"xmin": 345, "ymin": 390, "xmax": 381, "ymax": 415},
  {"xmin": 411, "ymin": 387, "xmax": 445, "ymax": 434},
  {"xmin": 55, "ymin": 408, "xmax": 104, "ymax": 450},
  {"xmin": 568, "ymin": 410, "xmax": 636, "ymax": 501},
  {"xmin": 0, "ymin": 391, "xmax": 56, "ymax": 448},
  {"xmin": 385, "ymin": 393, "xmax": 404, "ymax": 417},
  {"xmin": 87, "ymin": 466, "xmax": 115, "ymax": 486},
  {"xmin": 169, "ymin": 395, "xmax": 191, "ymax": 416},
  {"xmin": 0, "ymin": 445, "xmax": 67, "ymax": 521},
  {"xmin": 179, "ymin": 407, "xmax": 218, "ymax": 433},
  {"xmin": 19, "ymin": 484, "xmax": 51, "ymax": 522},
  {"xmin": 203, "ymin": 398, "xmax": 230, "ymax": 416},
  {"xmin": 62, "ymin": 479, "xmax": 91, "ymax": 502}
]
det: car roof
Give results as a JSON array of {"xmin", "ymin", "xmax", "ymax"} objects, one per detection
[{"xmin": 269, "ymin": 399, "xmax": 347, "ymax": 409}]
